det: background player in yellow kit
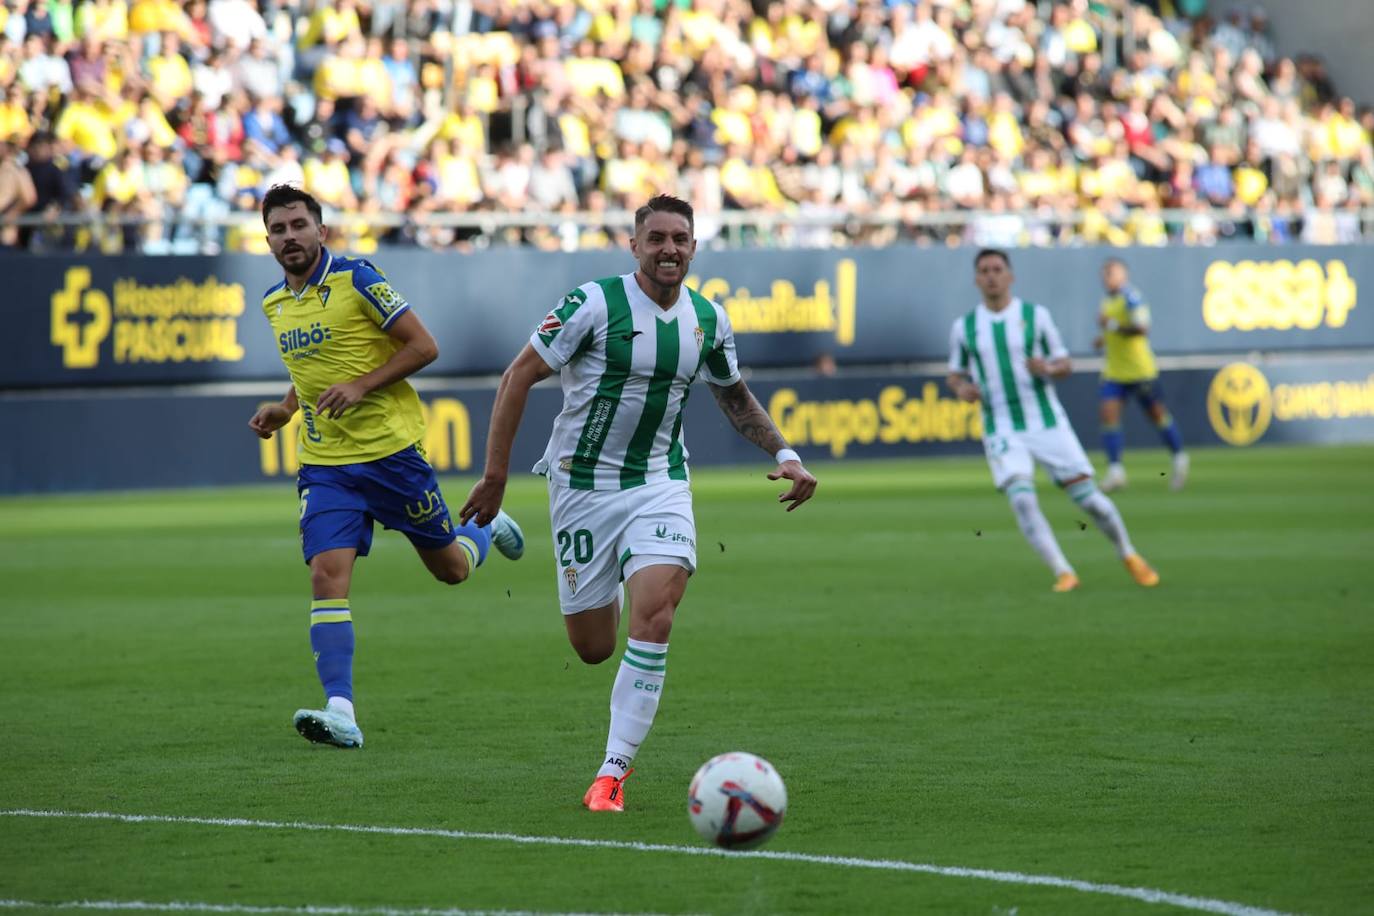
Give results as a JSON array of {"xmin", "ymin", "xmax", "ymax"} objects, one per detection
[
  {"xmin": 248, "ymin": 185, "xmax": 524, "ymax": 749},
  {"xmin": 1095, "ymin": 259, "xmax": 1189, "ymax": 492}
]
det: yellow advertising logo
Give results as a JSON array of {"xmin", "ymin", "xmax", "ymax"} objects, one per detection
[
  {"xmin": 1273, "ymin": 375, "xmax": 1374, "ymax": 421},
  {"xmin": 1207, "ymin": 364, "xmax": 1272, "ymax": 446},
  {"xmin": 50, "ymin": 268, "xmax": 112, "ymax": 368},
  {"xmin": 769, "ymin": 383, "xmax": 982, "ymax": 458},
  {"xmin": 1203, "ymin": 259, "xmax": 1356, "ymax": 332},
  {"xmin": 49, "ymin": 268, "xmax": 247, "ymax": 369},
  {"xmin": 259, "ymin": 397, "xmax": 473, "ymax": 476},
  {"xmin": 687, "ymin": 259, "xmax": 857, "ymax": 346}
]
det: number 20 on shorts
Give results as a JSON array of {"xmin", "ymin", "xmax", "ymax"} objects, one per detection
[{"xmin": 557, "ymin": 528, "xmax": 593, "ymax": 567}]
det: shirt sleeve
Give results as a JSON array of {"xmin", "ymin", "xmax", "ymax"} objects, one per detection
[
  {"xmin": 701, "ymin": 306, "xmax": 742, "ymax": 386},
  {"xmin": 529, "ymin": 285, "xmax": 596, "ymax": 371},
  {"xmin": 1038, "ymin": 305, "xmax": 1069, "ymax": 359},
  {"xmin": 350, "ymin": 260, "xmax": 411, "ymax": 329},
  {"xmin": 948, "ymin": 319, "xmax": 968, "ymax": 374}
]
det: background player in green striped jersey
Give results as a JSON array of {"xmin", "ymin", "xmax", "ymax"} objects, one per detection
[
  {"xmin": 946, "ymin": 249, "xmax": 1159, "ymax": 593},
  {"xmin": 460, "ymin": 195, "xmax": 817, "ymax": 813}
]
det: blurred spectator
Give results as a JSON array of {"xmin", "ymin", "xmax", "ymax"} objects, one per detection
[
  {"xmin": 0, "ymin": 138, "xmax": 37, "ymax": 248},
  {"xmin": 0, "ymin": 0, "xmax": 1368, "ymax": 253},
  {"xmin": 235, "ymin": 37, "xmax": 281, "ymax": 101}
]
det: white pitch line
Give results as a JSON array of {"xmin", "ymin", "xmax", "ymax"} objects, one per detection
[
  {"xmin": 1, "ymin": 808, "xmax": 1295, "ymax": 916},
  {"xmin": 0, "ymin": 901, "xmax": 663, "ymax": 916}
]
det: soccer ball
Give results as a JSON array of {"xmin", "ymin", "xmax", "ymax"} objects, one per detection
[{"xmin": 687, "ymin": 751, "xmax": 787, "ymax": 850}]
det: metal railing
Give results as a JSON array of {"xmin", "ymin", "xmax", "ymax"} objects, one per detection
[{"xmin": 6, "ymin": 205, "xmax": 1373, "ymax": 254}]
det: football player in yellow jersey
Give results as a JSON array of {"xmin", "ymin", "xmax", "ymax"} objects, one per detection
[
  {"xmin": 1095, "ymin": 259, "xmax": 1188, "ymax": 492},
  {"xmin": 246, "ymin": 186, "xmax": 525, "ymax": 750}
]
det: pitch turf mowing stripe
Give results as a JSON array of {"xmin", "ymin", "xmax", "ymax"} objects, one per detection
[
  {"xmin": 0, "ymin": 810, "xmax": 1293, "ymax": 916},
  {"xmin": 0, "ymin": 899, "xmax": 669, "ymax": 916}
]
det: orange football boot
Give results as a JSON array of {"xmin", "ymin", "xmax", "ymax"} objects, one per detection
[
  {"xmin": 583, "ymin": 769, "xmax": 633, "ymax": 812},
  {"xmin": 1124, "ymin": 554, "xmax": 1160, "ymax": 587},
  {"xmin": 1053, "ymin": 572, "xmax": 1081, "ymax": 592}
]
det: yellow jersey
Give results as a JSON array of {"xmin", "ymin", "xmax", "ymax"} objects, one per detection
[
  {"xmin": 1099, "ymin": 286, "xmax": 1158, "ymax": 382},
  {"xmin": 262, "ymin": 248, "xmax": 425, "ymax": 466}
]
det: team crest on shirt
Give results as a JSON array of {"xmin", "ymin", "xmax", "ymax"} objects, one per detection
[
  {"xmin": 538, "ymin": 312, "xmax": 563, "ymax": 335},
  {"xmin": 694, "ymin": 326, "xmax": 704, "ymax": 350},
  {"xmin": 564, "ymin": 566, "xmax": 578, "ymax": 595},
  {"xmin": 318, "ymin": 286, "xmax": 331, "ymax": 307}
]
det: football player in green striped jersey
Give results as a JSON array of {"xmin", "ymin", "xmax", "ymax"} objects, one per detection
[
  {"xmin": 947, "ymin": 249, "xmax": 1159, "ymax": 593},
  {"xmin": 461, "ymin": 195, "xmax": 817, "ymax": 812}
]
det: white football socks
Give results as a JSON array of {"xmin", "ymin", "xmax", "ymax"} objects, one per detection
[
  {"xmin": 1068, "ymin": 480, "xmax": 1136, "ymax": 558},
  {"xmin": 598, "ymin": 638, "xmax": 668, "ymax": 779},
  {"xmin": 1007, "ymin": 482, "xmax": 1074, "ymax": 576},
  {"xmin": 325, "ymin": 696, "xmax": 355, "ymax": 722}
]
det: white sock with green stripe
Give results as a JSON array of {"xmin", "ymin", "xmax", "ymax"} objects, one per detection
[
  {"xmin": 598, "ymin": 638, "xmax": 668, "ymax": 779},
  {"xmin": 1067, "ymin": 479, "xmax": 1135, "ymax": 559},
  {"xmin": 1007, "ymin": 481, "xmax": 1073, "ymax": 576}
]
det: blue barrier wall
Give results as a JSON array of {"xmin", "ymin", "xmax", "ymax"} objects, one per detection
[
  {"xmin": 3, "ymin": 357, "xmax": 1370, "ymax": 493},
  {"xmin": 11, "ymin": 244, "xmax": 1370, "ymax": 388}
]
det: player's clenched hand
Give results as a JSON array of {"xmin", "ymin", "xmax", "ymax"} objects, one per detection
[
  {"xmin": 1026, "ymin": 357, "xmax": 1051, "ymax": 378},
  {"xmin": 768, "ymin": 460, "xmax": 817, "ymax": 512},
  {"xmin": 248, "ymin": 403, "xmax": 293, "ymax": 439},
  {"xmin": 956, "ymin": 381, "xmax": 981, "ymax": 403},
  {"xmin": 316, "ymin": 380, "xmax": 369, "ymax": 419},
  {"xmin": 460, "ymin": 475, "xmax": 507, "ymax": 527}
]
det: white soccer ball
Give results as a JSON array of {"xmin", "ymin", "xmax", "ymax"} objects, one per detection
[{"xmin": 687, "ymin": 751, "xmax": 787, "ymax": 850}]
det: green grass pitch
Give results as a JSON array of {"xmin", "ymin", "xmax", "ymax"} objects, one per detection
[{"xmin": 1, "ymin": 445, "xmax": 1370, "ymax": 915}]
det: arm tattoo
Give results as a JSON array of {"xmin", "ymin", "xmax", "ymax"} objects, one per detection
[{"xmin": 710, "ymin": 381, "xmax": 788, "ymax": 456}]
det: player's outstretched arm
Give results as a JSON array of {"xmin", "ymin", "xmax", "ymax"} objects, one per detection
[
  {"xmin": 460, "ymin": 344, "xmax": 554, "ymax": 526},
  {"xmin": 316, "ymin": 310, "xmax": 439, "ymax": 418},
  {"xmin": 708, "ymin": 380, "xmax": 817, "ymax": 511},
  {"xmin": 248, "ymin": 386, "xmax": 299, "ymax": 439}
]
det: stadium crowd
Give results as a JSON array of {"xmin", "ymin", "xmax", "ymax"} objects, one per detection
[{"xmin": 0, "ymin": 0, "xmax": 1371, "ymax": 252}]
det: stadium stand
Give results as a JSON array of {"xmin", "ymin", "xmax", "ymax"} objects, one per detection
[{"xmin": 0, "ymin": 0, "xmax": 1371, "ymax": 253}]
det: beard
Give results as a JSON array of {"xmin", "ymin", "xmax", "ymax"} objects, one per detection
[{"xmin": 275, "ymin": 241, "xmax": 318, "ymax": 274}]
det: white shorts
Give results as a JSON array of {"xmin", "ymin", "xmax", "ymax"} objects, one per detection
[
  {"xmin": 983, "ymin": 425, "xmax": 1094, "ymax": 490},
  {"xmin": 547, "ymin": 477, "xmax": 698, "ymax": 615}
]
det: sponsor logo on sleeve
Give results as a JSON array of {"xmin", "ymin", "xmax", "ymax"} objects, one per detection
[{"xmin": 367, "ymin": 281, "xmax": 407, "ymax": 318}]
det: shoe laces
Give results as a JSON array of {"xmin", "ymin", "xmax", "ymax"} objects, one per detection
[{"xmin": 605, "ymin": 767, "xmax": 633, "ymax": 798}]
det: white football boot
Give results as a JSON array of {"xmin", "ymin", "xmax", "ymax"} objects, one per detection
[
  {"xmin": 1170, "ymin": 453, "xmax": 1190, "ymax": 491},
  {"xmin": 293, "ymin": 708, "xmax": 364, "ymax": 748},
  {"xmin": 490, "ymin": 509, "xmax": 525, "ymax": 560}
]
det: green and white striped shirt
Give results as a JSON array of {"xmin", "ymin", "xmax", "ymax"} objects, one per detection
[
  {"xmin": 531, "ymin": 273, "xmax": 740, "ymax": 490},
  {"xmin": 949, "ymin": 298, "xmax": 1069, "ymax": 437}
]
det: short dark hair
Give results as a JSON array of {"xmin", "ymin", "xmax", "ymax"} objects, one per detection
[
  {"xmin": 262, "ymin": 184, "xmax": 323, "ymax": 227},
  {"xmin": 974, "ymin": 248, "xmax": 1011, "ymax": 268},
  {"xmin": 1102, "ymin": 257, "xmax": 1128, "ymax": 272},
  {"xmin": 634, "ymin": 194, "xmax": 694, "ymax": 234}
]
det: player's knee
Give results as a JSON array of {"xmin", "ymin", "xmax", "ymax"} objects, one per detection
[
  {"xmin": 634, "ymin": 602, "xmax": 676, "ymax": 643},
  {"xmin": 309, "ymin": 566, "xmax": 347, "ymax": 598},
  {"xmin": 572, "ymin": 637, "xmax": 616, "ymax": 665},
  {"xmin": 432, "ymin": 560, "xmax": 469, "ymax": 585}
]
